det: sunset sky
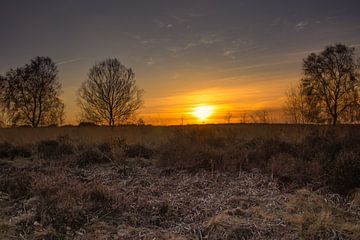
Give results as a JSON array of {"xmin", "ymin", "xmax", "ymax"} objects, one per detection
[{"xmin": 1, "ymin": 0, "xmax": 360, "ymax": 124}]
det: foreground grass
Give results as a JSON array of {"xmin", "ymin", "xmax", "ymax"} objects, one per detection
[
  {"xmin": 0, "ymin": 125, "xmax": 359, "ymax": 239},
  {"xmin": 1, "ymin": 157, "xmax": 359, "ymax": 240}
]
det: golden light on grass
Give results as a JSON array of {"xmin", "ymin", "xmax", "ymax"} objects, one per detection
[{"xmin": 192, "ymin": 105, "xmax": 214, "ymax": 122}]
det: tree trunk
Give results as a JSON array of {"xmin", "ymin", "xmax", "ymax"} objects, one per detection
[{"xmin": 332, "ymin": 114, "xmax": 338, "ymax": 125}]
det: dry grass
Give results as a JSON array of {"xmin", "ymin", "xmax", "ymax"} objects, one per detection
[{"xmin": 0, "ymin": 124, "xmax": 359, "ymax": 239}]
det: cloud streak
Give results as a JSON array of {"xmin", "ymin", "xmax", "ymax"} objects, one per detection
[{"xmin": 56, "ymin": 58, "xmax": 82, "ymax": 66}]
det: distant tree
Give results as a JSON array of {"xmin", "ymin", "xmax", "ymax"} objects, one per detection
[
  {"xmin": 78, "ymin": 58, "xmax": 143, "ymax": 126},
  {"xmin": 250, "ymin": 110, "xmax": 270, "ymax": 123},
  {"xmin": 0, "ymin": 57, "xmax": 64, "ymax": 127},
  {"xmin": 284, "ymin": 84, "xmax": 322, "ymax": 124},
  {"xmin": 300, "ymin": 44, "xmax": 360, "ymax": 125},
  {"xmin": 224, "ymin": 112, "xmax": 232, "ymax": 123},
  {"xmin": 239, "ymin": 113, "xmax": 247, "ymax": 123},
  {"xmin": 180, "ymin": 114, "xmax": 185, "ymax": 125},
  {"xmin": 137, "ymin": 118, "xmax": 145, "ymax": 126},
  {"xmin": 78, "ymin": 121, "xmax": 98, "ymax": 127}
]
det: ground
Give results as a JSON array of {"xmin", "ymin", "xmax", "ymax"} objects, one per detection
[
  {"xmin": 0, "ymin": 125, "xmax": 359, "ymax": 239},
  {"xmin": 0, "ymin": 157, "xmax": 359, "ymax": 239}
]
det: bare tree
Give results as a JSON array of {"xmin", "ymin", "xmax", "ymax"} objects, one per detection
[
  {"xmin": 250, "ymin": 110, "xmax": 270, "ymax": 123},
  {"xmin": 239, "ymin": 113, "xmax": 247, "ymax": 123},
  {"xmin": 284, "ymin": 84, "xmax": 322, "ymax": 124},
  {"xmin": 301, "ymin": 44, "xmax": 360, "ymax": 125},
  {"xmin": 180, "ymin": 114, "xmax": 185, "ymax": 125},
  {"xmin": 78, "ymin": 58, "xmax": 143, "ymax": 126},
  {"xmin": 0, "ymin": 57, "xmax": 64, "ymax": 127},
  {"xmin": 224, "ymin": 112, "xmax": 233, "ymax": 123}
]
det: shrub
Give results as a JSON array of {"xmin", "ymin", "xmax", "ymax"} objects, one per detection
[
  {"xmin": 32, "ymin": 172, "xmax": 87, "ymax": 232},
  {"xmin": 326, "ymin": 151, "xmax": 360, "ymax": 194},
  {"xmin": 37, "ymin": 136, "xmax": 74, "ymax": 160},
  {"xmin": 83, "ymin": 182, "xmax": 116, "ymax": 213},
  {"xmin": 0, "ymin": 171, "xmax": 33, "ymax": 198},
  {"xmin": 158, "ymin": 130, "xmax": 224, "ymax": 170},
  {"xmin": 126, "ymin": 144, "xmax": 154, "ymax": 159},
  {"xmin": 76, "ymin": 148, "xmax": 109, "ymax": 167},
  {"xmin": 32, "ymin": 171, "xmax": 119, "ymax": 233},
  {"xmin": 39, "ymin": 141, "xmax": 73, "ymax": 160},
  {"xmin": 0, "ymin": 142, "xmax": 32, "ymax": 159}
]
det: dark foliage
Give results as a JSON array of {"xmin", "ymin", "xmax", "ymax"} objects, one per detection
[
  {"xmin": 76, "ymin": 148, "xmax": 109, "ymax": 167},
  {"xmin": 37, "ymin": 138, "xmax": 74, "ymax": 160},
  {"xmin": 0, "ymin": 171, "xmax": 32, "ymax": 198},
  {"xmin": 0, "ymin": 142, "xmax": 32, "ymax": 159},
  {"xmin": 126, "ymin": 144, "xmax": 154, "ymax": 159},
  {"xmin": 158, "ymin": 127, "xmax": 360, "ymax": 194}
]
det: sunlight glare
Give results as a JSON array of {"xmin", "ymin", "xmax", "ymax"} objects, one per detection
[{"xmin": 192, "ymin": 105, "xmax": 213, "ymax": 122}]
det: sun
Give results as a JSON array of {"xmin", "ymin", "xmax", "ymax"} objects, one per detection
[{"xmin": 192, "ymin": 105, "xmax": 213, "ymax": 122}]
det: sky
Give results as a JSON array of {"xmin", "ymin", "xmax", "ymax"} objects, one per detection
[{"xmin": 1, "ymin": 0, "xmax": 360, "ymax": 125}]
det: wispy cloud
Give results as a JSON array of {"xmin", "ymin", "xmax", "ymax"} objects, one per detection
[
  {"xmin": 153, "ymin": 18, "xmax": 174, "ymax": 29},
  {"xmin": 295, "ymin": 21, "xmax": 309, "ymax": 31},
  {"xmin": 167, "ymin": 33, "xmax": 222, "ymax": 56},
  {"xmin": 56, "ymin": 58, "xmax": 82, "ymax": 66},
  {"xmin": 188, "ymin": 12, "xmax": 208, "ymax": 18},
  {"xmin": 223, "ymin": 50, "xmax": 237, "ymax": 59},
  {"xmin": 168, "ymin": 14, "xmax": 186, "ymax": 23},
  {"xmin": 221, "ymin": 59, "xmax": 300, "ymax": 73},
  {"xmin": 146, "ymin": 57, "xmax": 155, "ymax": 65},
  {"xmin": 288, "ymin": 43, "xmax": 360, "ymax": 57}
]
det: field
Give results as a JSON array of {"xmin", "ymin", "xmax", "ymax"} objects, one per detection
[{"xmin": 0, "ymin": 124, "xmax": 359, "ymax": 239}]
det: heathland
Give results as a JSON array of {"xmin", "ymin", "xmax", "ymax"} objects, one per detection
[{"xmin": 0, "ymin": 124, "xmax": 359, "ymax": 239}]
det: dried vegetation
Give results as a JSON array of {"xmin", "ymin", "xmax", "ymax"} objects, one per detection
[{"xmin": 0, "ymin": 125, "xmax": 359, "ymax": 239}]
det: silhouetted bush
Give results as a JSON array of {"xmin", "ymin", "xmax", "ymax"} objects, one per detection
[
  {"xmin": 76, "ymin": 148, "xmax": 109, "ymax": 167},
  {"xmin": 98, "ymin": 142, "xmax": 112, "ymax": 154},
  {"xmin": 37, "ymin": 136, "xmax": 74, "ymax": 160},
  {"xmin": 0, "ymin": 142, "xmax": 32, "ymax": 159},
  {"xmin": 78, "ymin": 121, "xmax": 98, "ymax": 127},
  {"xmin": 157, "ymin": 127, "xmax": 360, "ymax": 194},
  {"xmin": 326, "ymin": 151, "xmax": 360, "ymax": 194}
]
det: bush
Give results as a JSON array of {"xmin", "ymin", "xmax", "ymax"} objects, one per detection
[
  {"xmin": 0, "ymin": 142, "xmax": 32, "ymax": 159},
  {"xmin": 158, "ymin": 130, "xmax": 225, "ymax": 170},
  {"xmin": 32, "ymin": 172, "xmax": 87, "ymax": 232},
  {"xmin": 326, "ymin": 151, "xmax": 360, "ymax": 194},
  {"xmin": 37, "ymin": 136, "xmax": 74, "ymax": 160},
  {"xmin": 0, "ymin": 171, "xmax": 33, "ymax": 198},
  {"xmin": 126, "ymin": 144, "xmax": 154, "ymax": 159},
  {"xmin": 32, "ymin": 171, "xmax": 119, "ymax": 233},
  {"xmin": 76, "ymin": 148, "xmax": 109, "ymax": 167}
]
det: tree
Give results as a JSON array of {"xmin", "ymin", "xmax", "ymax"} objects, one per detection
[
  {"xmin": 78, "ymin": 58, "xmax": 143, "ymax": 126},
  {"xmin": 250, "ymin": 110, "xmax": 270, "ymax": 123},
  {"xmin": 0, "ymin": 57, "xmax": 64, "ymax": 127},
  {"xmin": 224, "ymin": 112, "xmax": 232, "ymax": 123},
  {"xmin": 300, "ymin": 44, "xmax": 360, "ymax": 125},
  {"xmin": 284, "ymin": 84, "xmax": 322, "ymax": 124}
]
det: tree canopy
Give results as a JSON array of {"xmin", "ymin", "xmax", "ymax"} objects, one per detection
[
  {"xmin": 78, "ymin": 58, "xmax": 143, "ymax": 126},
  {"xmin": 285, "ymin": 44, "xmax": 360, "ymax": 125},
  {"xmin": 0, "ymin": 57, "xmax": 64, "ymax": 127}
]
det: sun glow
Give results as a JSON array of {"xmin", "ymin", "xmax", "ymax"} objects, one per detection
[{"xmin": 192, "ymin": 105, "xmax": 214, "ymax": 122}]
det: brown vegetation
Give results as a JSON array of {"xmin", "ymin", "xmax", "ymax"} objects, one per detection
[{"xmin": 0, "ymin": 125, "xmax": 359, "ymax": 239}]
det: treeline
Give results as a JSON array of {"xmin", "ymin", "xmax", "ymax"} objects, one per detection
[
  {"xmin": 0, "ymin": 58, "xmax": 143, "ymax": 127},
  {"xmin": 1, "ymin": 43, "xmax": 359, "ymax": 127}
]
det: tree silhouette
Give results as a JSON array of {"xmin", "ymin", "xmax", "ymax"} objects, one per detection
[
  {"xmin": 301, "ymin": 44, "xmax": 360, "ymax": 125},
  {"xmin": 78, "ymin": 58, "xmax": 143, "ymax": 126},
  {"xmin": 284, "ymin": 84, "xmax": 322, "ymax": 124},
  {"xmin": 0, "ymin": 57, "xmax": 64, "ymax": 127}
]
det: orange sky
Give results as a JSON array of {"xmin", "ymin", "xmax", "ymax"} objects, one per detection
[{"xmin": 1, "ymin": 1, "xmax": 360, "ymax": 125}]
